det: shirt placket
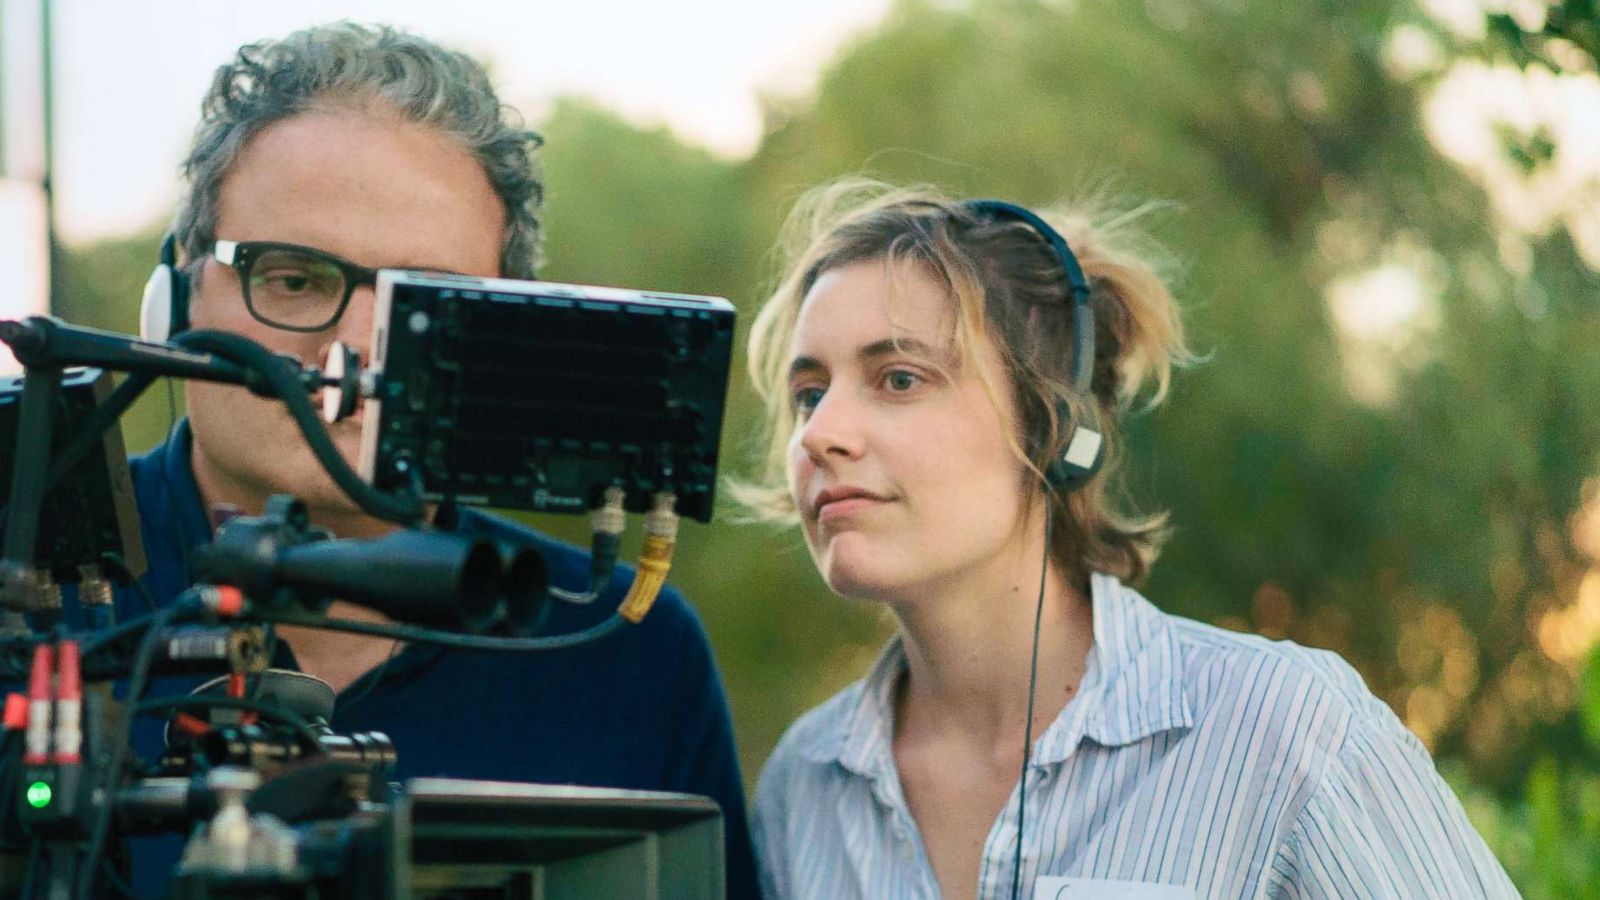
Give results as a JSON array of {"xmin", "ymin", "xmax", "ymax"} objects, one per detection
[
  {"xmin": 977, "ymin": 691, "xmax": 1096, "ymax": 900},
  {"xmin": 866, "ymin": 761, "xmax": 941, "ymax": 898},
  {"xmin": 976, "ymin": 760, "xmax": 1060, "ymax": 900}
]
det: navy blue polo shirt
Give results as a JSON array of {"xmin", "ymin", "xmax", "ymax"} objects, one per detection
[{"xmin": 110, "ymin": 421, "xmax": 758, "ymax": 898}]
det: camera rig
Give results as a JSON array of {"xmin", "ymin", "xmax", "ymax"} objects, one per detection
[{"xmin": 0, "ymin": 273, "xmax": 736, "ymax": 898}]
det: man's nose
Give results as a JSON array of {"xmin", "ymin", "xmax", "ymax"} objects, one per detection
[{"xmin": 330, "ymin": 284, "xmax": 378, "ymax": 362}]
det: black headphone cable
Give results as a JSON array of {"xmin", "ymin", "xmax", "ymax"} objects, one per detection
[{"xmin": 1011, "ymin": 510, "xmax": 1053, "ymax": 900}]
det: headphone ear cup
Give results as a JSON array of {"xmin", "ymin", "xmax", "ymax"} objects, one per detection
[
  {"xmin": 1046, "ymin": 424, "xmax": 1104, "ymax": 490},
  {"xmin": 1044, "ymin": 403, "xmax": 1105, "ymax": 492},
  {"xmin": 139, "ymin": 263, "xmax": 189, "ymax": 342}
]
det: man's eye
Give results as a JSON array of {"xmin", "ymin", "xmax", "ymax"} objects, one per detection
[
  {"xmin": 255, "ymin": 267, "xmax": 338, "ymax": 297},
  {"xmin": 274, "ymin": 273, "xmax": 312, "ymax": 293},
  {"xmin": 792, "ymin": 386, "xmax": 826, "ymax": 412}
]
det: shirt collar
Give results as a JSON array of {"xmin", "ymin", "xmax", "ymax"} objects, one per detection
[
  {"xmin": 815, "ymin": 572, "xmax": 1194, "ymax": 775},
  {"xmin": 1036, "ymin": 572, "xmax": 1195, "ymax": 762},
  {"xmin": 832, "ymin": 636, "xmax": 905, "ymax": 781},
  {"xmin": 156, "ymin": 419, "xmax": 217, "ymax": 568}
]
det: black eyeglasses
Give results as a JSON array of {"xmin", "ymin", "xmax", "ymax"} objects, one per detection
[{"xmin": 211, "ymin": 240, "xmax": 380, "ymax": 333}]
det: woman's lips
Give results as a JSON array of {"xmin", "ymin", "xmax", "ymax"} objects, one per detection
[{"xmin": 816, "ymin": 495, "xmax": 886, "ymax": 524}]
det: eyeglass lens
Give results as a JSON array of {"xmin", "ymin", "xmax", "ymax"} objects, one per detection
[{"xmin": 247, "ymin": 247, "xmax": 348, "ymax": 328}]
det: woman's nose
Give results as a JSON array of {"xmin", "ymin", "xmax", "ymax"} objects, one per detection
[{"xmin": 797, "ymin": 388, "xmax": 866, "ymax": 463}]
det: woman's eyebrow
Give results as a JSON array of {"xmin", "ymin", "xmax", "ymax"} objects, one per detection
[
  {"xmin": 859, "ymin": 337, "xmax": 954, "ymax": 366},
  {"xmin": 787, "ymin": 355, "xmax": 825, "ymax": 381},
  {"xmin": 788, "ymin": 338, "xmax": 954, "ymax": 380}
]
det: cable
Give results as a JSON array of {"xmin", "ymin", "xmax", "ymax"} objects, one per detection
[
  {"xmin": 617, "ymin": 492, "xmax": 678, "ymax": 624},
  {"xmin": 256, "ymin": 607, "xmax": 627, "ymax": 652},
  {"xmin": 100, "ymin": 856, "xmax": 152, "ymax": 900},
  {"xmin": 1010, "ymin": 512, "xmax": 1053, "ymax": 900},
  {"xmin": 549, "ymin": 487, "xmax": 626, "ymax": 605},
  {"xmin": 134, "ymin": 695, "xmax": 322, "ymax": 752},
  {"xmin": 333, "ymin": 638, "xmax": 400, "ymax": 717},
  {"xmin": 75, "ymin": 594, "xmax": 202, "ymax": 899},
  {"xmin": 105, "ymin": 554, "xmax": 157, "ymax": 614},
  {"xmin": 0, "ymin": 604, "xmax": 169, "ymax": 681},
  {"xmin": 77, "ymin": 607, "xmax": 171, "ymax": 658},
  {"xmin": 171, "ymin": 331, "xmax": 424, "ymax": 527}
]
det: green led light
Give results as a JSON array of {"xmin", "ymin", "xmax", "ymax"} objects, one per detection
[{"xmin": 25, "ymin": 781, "xmax": 51, "ymax": 809}]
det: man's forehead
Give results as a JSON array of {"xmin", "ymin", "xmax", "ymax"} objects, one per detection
[{"xmin": 213, "ymin": 110, "xmax": 504, "ymax": 273}]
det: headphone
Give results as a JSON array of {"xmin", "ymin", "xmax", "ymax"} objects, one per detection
[
  {"xmin": 962, "ymin": 199, "xmax": 1104, "ymax": 493},
  {"xmin": 139, "ymin": 233, "xmax": 191, "ymax": 343}
]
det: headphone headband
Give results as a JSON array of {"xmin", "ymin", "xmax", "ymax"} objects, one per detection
[
  {"xmin": 961, "ymin": 198, "xmax": 1102, "ymax": 491},
  {"xmin": 159, "ymin": 232, "xmax": 179, "ymax": 267},
  {"xmin": 961, "ymin": 200, "xmax": 1095, "ymax": 398}
]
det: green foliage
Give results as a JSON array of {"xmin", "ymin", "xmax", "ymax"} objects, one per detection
[
  {"xmin": 1585, "ymin": 646, "xmax": 1600, "ymax": 746},
  {"xmin": 1454, "ymin": 646, "xmax": 1600, "ymax": 898},
  {"xmin": 1486, "ymin": 0, "xmax": 1600, "ymax": 71},
  {"xmin": 537, "ymin": 98, "xmax": 757, "ymax": 300}
]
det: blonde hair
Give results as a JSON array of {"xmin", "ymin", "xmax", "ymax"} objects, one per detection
[{"xmin": 739, "ymin": 178, "xmax": 1193, "ymax": 586}]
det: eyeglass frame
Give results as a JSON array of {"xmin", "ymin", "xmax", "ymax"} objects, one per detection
[{"xmin": 211, "ymin": 239, "xmax": 381, "ymax": 333}]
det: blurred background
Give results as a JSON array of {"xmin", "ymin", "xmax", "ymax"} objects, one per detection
[{"xmin": 3, "ymin": 0, "xmax": 1598, "ymax": 894}]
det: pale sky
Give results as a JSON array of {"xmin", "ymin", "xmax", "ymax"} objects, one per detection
[{"xmin": 3, "ymin": 0, "xmax": 891, "ymax": 241}]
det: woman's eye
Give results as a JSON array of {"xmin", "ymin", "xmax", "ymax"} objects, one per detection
[
  {"xmin": 883, "ymin": 370, "xmax": 920, "ymax": 392},
  {"xmin": 792, "ymin": 386, "xmax": 826, "ymax": 412}
]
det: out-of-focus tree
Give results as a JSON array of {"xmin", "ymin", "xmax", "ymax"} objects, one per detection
[
  {"xmin": 537, "ymin": 97, "xmax": 756, "ymax": 300},
  {"xmin": 1425, "ymin": 7, "xmax": 1600, "ymax": 892},
  {"xmin": 1486, "ymin": 0, "xmax": 1599, "ymax": 70},
  {"xmin": 1387, "ymin": 0, "xmax": 1600, "ymax": 779},
  {"xmin": 1454, "ymin": 645, "xmax": 1600, "ymax": 898}
]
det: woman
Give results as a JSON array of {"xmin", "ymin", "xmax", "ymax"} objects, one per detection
[{"xmin": 741, "ymin": 180, "xmax": 1516, "ymax": 899}]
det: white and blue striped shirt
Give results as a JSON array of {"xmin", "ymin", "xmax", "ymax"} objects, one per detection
[{"xmin": 752, "ymin": 573, "xmax": 1518, "ymax": 899}]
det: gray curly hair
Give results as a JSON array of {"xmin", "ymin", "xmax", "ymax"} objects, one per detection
[{"xmin": 174, "ymin": 22, "xmax": 544, "ymax": 277}]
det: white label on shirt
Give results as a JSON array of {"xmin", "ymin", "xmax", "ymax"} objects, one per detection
[{"xmin": 1034, "ymin": 876, "xmax": 1195, "ymax": 900}]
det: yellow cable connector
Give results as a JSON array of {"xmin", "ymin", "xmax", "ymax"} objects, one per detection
[{"xmin": 618, "ymin": 492, "xmax": 679, "ymax": 624}]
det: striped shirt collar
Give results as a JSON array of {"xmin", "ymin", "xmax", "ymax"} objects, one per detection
[{"xmin": 814, "ymin": 572, "xmax": 1195, "ymax": 780}]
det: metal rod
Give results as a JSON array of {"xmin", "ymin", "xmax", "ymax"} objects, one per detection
[{"xmin": 41, "ymin": 0, "xmax": 63, "ymax": 318}]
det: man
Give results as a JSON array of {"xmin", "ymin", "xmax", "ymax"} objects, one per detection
[{"xmin": 113, "ymin": 22, "xmax": 757, "ymax": 897}]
